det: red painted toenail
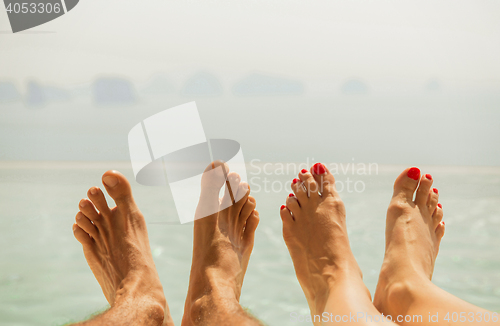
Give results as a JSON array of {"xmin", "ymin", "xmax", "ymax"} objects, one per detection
[
  {"xmin": 289, "ymin": 193, "xmax": 295, "ymax": 197},
  {"xmin": 425, "ymin": 174, "xmax": 432, "ymax": 180},
  {"xmin": 407, "ymin": 167, "xmax": 420, "ymax": 180},
  {"xmin": 280, "ymin": 205, "xmax": 286, "ymax": 210},
  {"xmin": 292, "ymin": 178, "xmax": 299, "ymax": 184},
  {"xmin": 301, "ymin": 169, "xmax": 308, "ymax": 174},
  {"xmin": 433, "ymin": 188, "xmax": 438, "ymax": 194},
  {"xmin": 438, "ymin": 203, "xmax": 442, "ymax": 208},
  {"xmin": 312, "ymin": 163, "xmax": 326, "ymax": 174}
]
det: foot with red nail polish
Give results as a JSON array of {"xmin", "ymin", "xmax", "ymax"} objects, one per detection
[
  {"xmin": 279, "ymin": 164, "xmax": 380, "ymax": 324},
  {"xmin": 374, "ymin": 167, "xmax": 445, "ymax": 319}
]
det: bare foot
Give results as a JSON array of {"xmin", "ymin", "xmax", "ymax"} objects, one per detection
[
  {"xmin": 182, "ymin": 162, "xmax": 260, "ymax": 326},
  {"xmin": 73, "ymin": 170, "xmax": 172, "ymax": 325},
  {"xmin": 280, "ymin": 164, "xmax": 369, "ymax": 318},
  {"xmin": 373, "ymin": 167, "xmax": 445, "ymax": 317}
]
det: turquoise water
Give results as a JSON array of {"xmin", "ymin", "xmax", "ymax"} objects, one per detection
[{"xmin": 0, "ymin": 162, "xmax": 499, "ymax": 326}]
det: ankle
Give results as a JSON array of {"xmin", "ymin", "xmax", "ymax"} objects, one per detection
[
  {"xmin": 187, "ymin": 292, "xmax": 241, "ymax": 325},
  {"xmin": 375, "ymin": 273, "xmax": 431, "ymax": 317},
  {"xmin": 113, "ymin": 295, "xmax": 166, "ymax": 325}
]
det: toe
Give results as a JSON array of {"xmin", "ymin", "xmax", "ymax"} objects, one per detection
[
  {"xmin": 415, "ymin": 173, "xmax": 433, "ymax": 206},
  {"xmin": 286, "ymin": 194, "xmax": 301, "ymax": 218},
  {"xmin": 310, "ymin": 163, "xmax": 337, "ymax": 197},
  {"xmin": 239, "ymin": 196, "xmax": 256, "ymax": 231},
  {"xmin": 243, "ymin": 210, "xmax": 259, "ymax": 244},
  {"xmin": 280, "ymin": 205, "xmax": 294, "ymax": 222},
  {"xmin": 291, "ymin": 178, "xmax": 308, "ymax": 203},
  {"xmin": 197, "ymin": 161, "xmax": 229, "ymax": 222},
  {"xmin": 75, "ymin": 212, "xmax": 99, "ymax": 238},
  {"xmin": 432, "ymin": 203, "xmax": 443, "ymax": 226},
  {"xmin": 435, "ymin": 221, "xmax": 445, "ymax": 242},
  {"xmin": 299, "ymin": 169, "xmax": 320, "ymax": 198},
  {"xmin": 427, "ymin": 188, "xmax": 439, "ymax": 214},
  {"xmin": 221, "ymin": 172, "xmax": 241, "ymax": 209},
  {"xmin": 233, "ymin": 182, "xmax": 250, "ymax": 211},
  {"xmin": 73, "ymin": 223, "xmax": 93, "ymax": 246},
  {"xmin": 393, "ymin": 167, "xmax": 421, "ymax": 202},
  {"xmin": 79, "ymin": 198, "xmax": 101, "ymax": 223},
  {"xmin": 101, "ymin": 170, "xmax": 137, "ymax": 210},
  {"xmin": 87, "ymin": 186, "xmax": 111, "ymax": 217},
  {"xmin": 201, "ymin": 160, "xmax": 229, "ymax": 191}
]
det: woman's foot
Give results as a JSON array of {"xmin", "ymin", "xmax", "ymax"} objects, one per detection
[
  {"xmin": 374, "ymin": 167, "xmax": 445, "ymax": 317},
  {"xmin": 280, "ymin": 163, "xmax": 370, "ymax": 318},
  {"xmin": 182, "ymin": 162, "xmax": 260, "ymax": 326},
  {"xmin": 73, "ymin": 170, "xmax": 172, "ymax": 325}
]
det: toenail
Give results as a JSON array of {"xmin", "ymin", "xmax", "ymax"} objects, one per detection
[
  {"xmin": 301, "ymin": 169, "xmax": 308, "ymax": 174},
  {"xmin": 90, "ymin": 188, "xmax": 97, "ymax": 195},
  {"xmin": 76, "ymin": 214, "xmax": 82, "ymax": 220},
  {"xmin": 72, "ymin": 224, "xmax": 77, "ymax": 231},
  {"xmin": 103, "ymin": 176, "xmax": 119, "ymax": 188},
  {"xmin": 80, "ymin": 200, "xmax": 87, "ymax": 207},
  {"xmin": 292, "ymin": 178, "xmax": 299, "ymax": 184},
  {"xmin": 312, "ymin": 163, "xmax": 326, "ymax": 175},
  {"xmin": 289, "ymin": 193, "xmax": 295, "ymax": 197},
  {"xmin": 438, "ymin": 203, "xmax": 442, "ymax": 208},
  {"xmin": 425, "ymin": 174, "xmax": 432, "ymax": 180},
  {"xmin": 407, "ymin": 167, "xmax": 420, "ymax": 180},
  {"xmin": 433, "ymin": 188, "xmax": 438, "ymax": 194},
  {"xmin": 280, "ymin": 205, "xmax": 286, "ymax": 210}
]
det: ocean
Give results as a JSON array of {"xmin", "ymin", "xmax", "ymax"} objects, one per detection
[{"xmin": 0, "ymin": 162, "xmax": 499, "ymax": 326}]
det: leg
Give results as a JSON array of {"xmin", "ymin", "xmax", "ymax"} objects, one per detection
[
  {"xmin": 281, "ymin": 164, "xmax": 398, "ymax": 325},
  {"xmin": 374, "ymin": 167, "xmax": 499, "ymax": 325},
  {"xmin": 72, "ymin": 170, "xmax": 174, "ymax": 326},
  {"xmin": 182, "ymin": 162, "xmax": 262, "ymax": 326}
]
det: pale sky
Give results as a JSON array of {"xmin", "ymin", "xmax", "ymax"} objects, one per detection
[
  {"xmin": 1, "ymin": 0, "xmax": 500, "ymax": 90},
  {"xmin": 1, "ymin": 0, "xmax": 500, "ymax": 166}
]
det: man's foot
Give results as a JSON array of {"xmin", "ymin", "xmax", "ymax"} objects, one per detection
[
  {"xmin": 73, "ymin": 170, "xmax": 172, "ymax": 325},
  {"xmin": 280, "ymin": 163, "xmax": 369, "ymax": 316},
  {"xmin": 182, "ymin": 162, "xmax": 260, "ymax": 326},
  {"xmin": 373, "ymin": 167, "xmax": 445, "ymax": 317}
]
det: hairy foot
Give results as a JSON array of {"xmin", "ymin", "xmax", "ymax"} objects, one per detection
[
  {"xmin": 73, "ymin": 170, "xmax": 172, "ymax": 325},
  {"xmin": 374, "ymin": 167, "xmax": 445, "ymax": 317},
  {"xmin": 182, "ymin": 162, "xmax": 260, "ymax": 326},
  {"xmin": 280, "ymin": 164, "xmax": 369, "ymax": 318}
]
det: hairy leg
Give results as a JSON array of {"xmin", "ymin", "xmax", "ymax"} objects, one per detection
[
  {"xmin": 72, "ymin": 170, "xmax": 173, "ymax": 326},
  {"xmin": 182, "ymin": 162, "xmax": 262, "ymax": 326}
]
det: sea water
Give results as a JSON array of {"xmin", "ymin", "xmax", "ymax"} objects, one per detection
[{"xmin": 0, "ymin": 162, "xmax": 499, "ymax": 326}]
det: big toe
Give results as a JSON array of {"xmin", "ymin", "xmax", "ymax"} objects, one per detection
[
  {"xmin": 102, "ymin": 170, "xmax": 136, "ymax": 209},
  {"xmin": 311, "ymin": 163, "xmax": 338, "ymax": 197},
  {"xmin": 195, "ymin": 161, "xmax": 229, "ymax": 221},
  {"xmin": 393, "ymin": 167, "xmax": 421, "ymax": 202},
  {"xmin": 200, "ymin": 160, "xmax": 229, "ymax": 192}
]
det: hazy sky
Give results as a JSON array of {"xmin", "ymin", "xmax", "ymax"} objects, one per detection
[
  {"xmin": 1, "ymin": 1, "xmax": 500, "ymax": 166},
  {"xmin": 1, "ymin": 0, "xmax": 500, "ymax": 91}
]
